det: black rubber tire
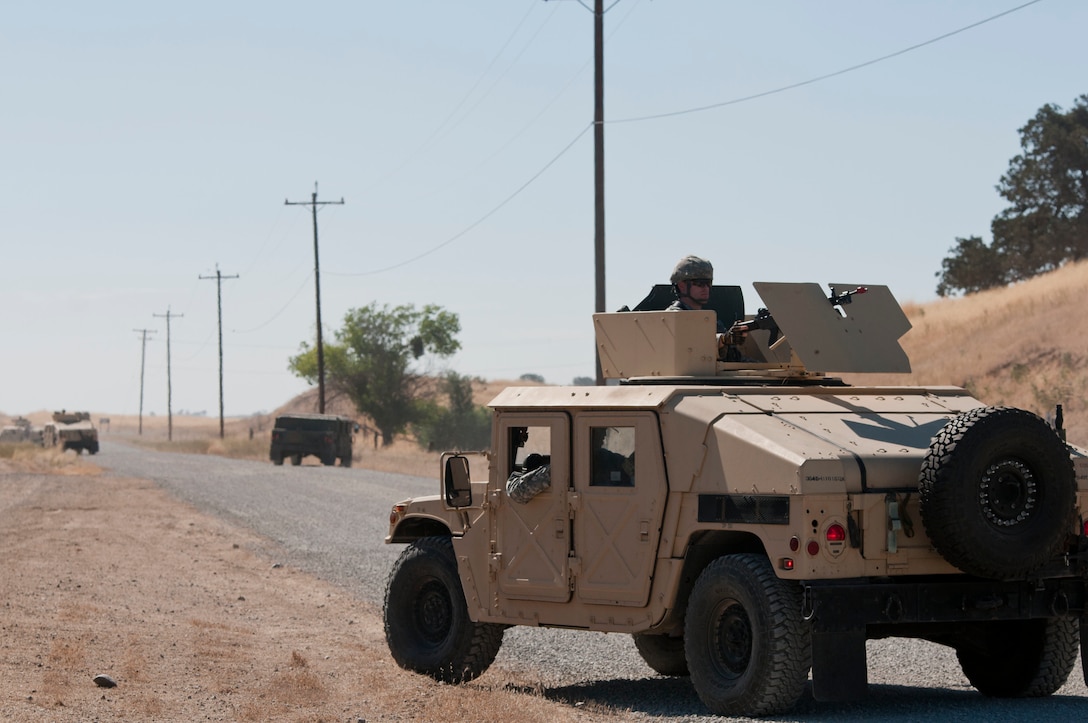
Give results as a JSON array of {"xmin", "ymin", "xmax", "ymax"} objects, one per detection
[
  {"xmin": 956, "ymin": 617, "xmax": 1079, "ymax": 697},
  {"xmin": 383, "ymin": 536, "xmax": 504, "ymax": 684},
  {"xmin": 919, "ymin": 406, "xmax": 1075, "ymax": 580},
  {"xmin": 272, "ymin": 455, "xmax": 284, "ymax": 466},
  {"xmin": 1082, "ymin": 615, "xmax": 1088, "ymax": 689},
  {"xmin": 684, "ymin": 554, "xmax": 811, "ymax": 716},
  {"xmin": 341, "ymin": 457, "xmax": 352, "ymax": 468},
  {"xmin": 290, "ymin": 454, "xmax": 302, "ymax": 466},
  {"xmin": 632, "ymin": 633, "xmax": 689, "ymax": 677}
]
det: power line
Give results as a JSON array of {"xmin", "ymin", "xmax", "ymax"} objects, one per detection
[
  {"xmin": 328, "ymin": 123, "xmax": 591, "ymax": 277},
  {"xmin": 611, "ymin": 0, "xmax": 1046, "ymax": 124}
]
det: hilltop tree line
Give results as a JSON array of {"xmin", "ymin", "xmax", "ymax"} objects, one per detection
[{"xmin": 936, "ymin": 94, "xmax": 1088, "ymax": 296}]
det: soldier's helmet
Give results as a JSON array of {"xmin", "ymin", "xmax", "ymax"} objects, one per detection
[{"xmin": 670, "ymin": 255, "xmax": 714, "ymax": 285}]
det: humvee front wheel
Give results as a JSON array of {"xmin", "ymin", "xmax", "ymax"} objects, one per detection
[
  {"xmin": 684, "ymin": 554, "xmax": 810, "ymax": 717},
  {"xmin": 955, "ymin": 617, "xmax": 1078, "ymax": 697},
  {"xmin": 632, "ymin": 633, "xmax": 689, "ymax": 676},
  {"xmin": 384, "ymin": 536, "xmax": 504, "ymax": 684},
  {"xmin": 919, "ymin": 406, "xmax": 1075, "ymax": 580}
]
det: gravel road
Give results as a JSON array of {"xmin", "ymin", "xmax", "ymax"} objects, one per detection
[{"xmin": 98, "ymin": 441, "xmax": 1088, "ymax": 722}]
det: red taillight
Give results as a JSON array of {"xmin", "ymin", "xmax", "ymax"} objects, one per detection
[
  {"xmin": 806, "ymin": 540, "xmax": 820, "ymax": 556},
  {"xmin": 826, "ymin": 523, "xmax": 847, "ymax": 543},
  {"xmin": 1083, "ymin": 520, "xmax": 1088, "ymax": 537},
  {"xmin": 779, "ymin": 558, "xmax": 795, "ymax": 571},
  {"xmin": 789, "ymin": 536, "xmax": 800, "ymax": 552}
]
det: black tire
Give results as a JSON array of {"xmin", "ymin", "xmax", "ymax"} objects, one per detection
[
  {"xmin": 384, "ymin": 536, "xmax": 504, "ymax": 684},
  {"xmin": 341, "ymin": 456, "xmax": 352, "ymax": 468},
  {"xmin": 633, "ymin": 633, "xmax": 689, "ymax": 676},
  {"xmin": 1081, "ymin": 615, "xmax": 1088, "ymax": 688},
  {"xmin": 956, "ymin": 617, "xmax": 1079, "ymax": 697},
  {"xmin": 290, "ymin": 454, "xmax": 302, "ymax": 466},
  {"xmin": 919, "ymin": 406, "xmax": 1075, "ymax": 579},
  {"xmin": 684, "ymin": 554, "xmax": 811, "ymax": 716},
  {"xmin": 272, "ymin": 455, "xmax": 284, "ymax": 466}
]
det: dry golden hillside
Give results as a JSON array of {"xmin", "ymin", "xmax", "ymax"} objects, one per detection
[{"xmin": 841, "ymin": 258, "xmax": 1088, "ymax": 446}]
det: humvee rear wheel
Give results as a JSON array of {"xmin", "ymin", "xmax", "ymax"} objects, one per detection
[
  {"xmin": 1082, "ymin": 615, "xmax": 1088, "ymax": 688},
  {"xmin": 632, "ymin": 633, "xmax": 689, "ymax": 676},
  {"xmin": 272, "ymin": 455, "xmax": 284, "ymax": 466},
  {"xmin": 919, "ymin": 406, "xmax": 1075, "ymax": 579},
  {"xmin": 384, "ymin": 536, "xmax": 504, "ymax": 684},
  {"xmin": 290, "ymin": 454, "xmax": 302, "ymax": 466},
  {"xmin": 341, "ymin": 457, "xmax": 352, "ymax": 468},
  {"xmin": 684, "ymin": 554, "xmax": 810, "ymax": 716},
  {"xmin": 955, "ymin": 617, "xmax": 1078, "ymax": 697}
]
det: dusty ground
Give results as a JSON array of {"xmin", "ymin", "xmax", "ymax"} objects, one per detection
[{"xmin": 0, "ymin": 448, "xmax": 612, "ymax": 723}]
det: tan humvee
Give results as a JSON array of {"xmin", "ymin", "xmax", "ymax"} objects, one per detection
[
  {"xmin": 383, "ymin": 282, "xmax": 1088, "ymax": 717},
  {"xmin": 43, "ymin": 410, "xmax": 100, "ymax": 455}
]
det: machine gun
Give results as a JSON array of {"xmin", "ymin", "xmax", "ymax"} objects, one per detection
[
  {"xmin": 829, "ymin": 285, "xmax": 867, "ymax": 306},
  {"xmin": 727, "ymin": 306, "xmax": 780, "ymax": 347}
]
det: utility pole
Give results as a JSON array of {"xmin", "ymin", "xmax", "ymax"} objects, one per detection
[
  {"xmin": 199, "ymin": 265, "xmax": 239, "ymax": 438},
  {"xmin": 133, "ymin": 328, "xmax": 157, "ymax": 435},
  {"xmin": 593, "ymin": 0, "xmax": 606, "ymax": 385},
  {"xmin": 285, "ymin": 182, "xmax": 344, "ymax": 413},
  {"xmin": 552, "ymin": 0, "xmax": 608, "ymax": 383},
  {"xmin": 152, "ymin": 308, "xmax": 183, "ymax": 441}
]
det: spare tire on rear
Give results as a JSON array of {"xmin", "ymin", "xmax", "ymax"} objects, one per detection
[{"xmin": 919, "ymin": 406, "xmax": 1075, "ymax": 580}]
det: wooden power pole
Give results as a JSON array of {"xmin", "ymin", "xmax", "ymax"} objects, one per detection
[
  {"xmin": 199, "ymin": 265, "xmax": 239, "ymax": 438},
  {"xmin": 133, "ymin": 328, "xmax": 157, "ymax": 435},
  {"xmin": 285, "ymin": 182, "xmax": 344, "ymax": 413},
  {"xmin": 152, "ymin": 308, "xmax": 183, "ymax": 441}
]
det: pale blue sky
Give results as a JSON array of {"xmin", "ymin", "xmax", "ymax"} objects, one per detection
[{"xmin": 3, "ymin": 0, "xmax": 1083, "ymax": 417}]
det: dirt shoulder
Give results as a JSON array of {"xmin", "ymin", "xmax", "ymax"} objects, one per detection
[{"xmin": 0, "ymin": 455, "xmax": 610, "ymax": 722}]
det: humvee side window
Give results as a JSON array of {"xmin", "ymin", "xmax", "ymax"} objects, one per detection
[
  {"xmin": 590, "ymin": 426, "xmax": 635, "ymax": 487},
  {"xmin": 508, "ymin": 426, "xmax": 552, "ymax": 476}
]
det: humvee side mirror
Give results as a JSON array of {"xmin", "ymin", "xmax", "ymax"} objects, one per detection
[{"xmin": 444, "ymin": 455, "xmax": 472, "ymax": 508}]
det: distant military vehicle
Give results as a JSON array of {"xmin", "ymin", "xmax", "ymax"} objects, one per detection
[
  {"xmin": 382, "ymin": 282, "xmax": 1088, "ymax": 717},
  {"xmin": 42, "ymin": 410, "xmax": 100, "ymax": 454},
  {"xmin": 0, "ymin": 416, "xmax": 42, "ymax": 445},
  {"xmin": 269, "ymin": 413, "xmax": 355, "ymax": 467}
]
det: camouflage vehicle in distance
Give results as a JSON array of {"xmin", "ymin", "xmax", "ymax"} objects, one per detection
[
  {"xmin": 0, "ymin": 417, "xmax": 42, "ymax": 445},
  {"xmin": 42, "ymin": 410, "xmax": 99, "ymax": 454},
  {"xmin": 383, "ymin": 282, "xmax": 1088, "ymax": 717},
  {"xmin": 269, "ymin": 413, "xmax": 355, "ymax": 467}
]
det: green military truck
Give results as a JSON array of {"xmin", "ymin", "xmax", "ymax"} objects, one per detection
[
  {"xmin": 382, "ymin": 282, "xmax": 1088, "ymax": 717},
  {"xmin": 269, "ymin": 413, "xmax": 355, "ymax": 467}
]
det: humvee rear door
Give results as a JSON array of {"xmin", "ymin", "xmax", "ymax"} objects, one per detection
[{"xmin": 572, "ymin": 412, "xmax": 666, "ymax": 606}]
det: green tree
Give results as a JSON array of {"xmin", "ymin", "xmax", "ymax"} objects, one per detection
[
  {"xmin": 288, "ymin": 303, "xmax": 461, "ymax": 446},
  {"xmin": 934, "ymin": 236, "xmax": 1008, "ymax": 297},
  {"xmin": 413, "ymin": 371, "xmax": 492, "ymax": 452},
  {"xmin": 936, "ymin": 95, "xmax": 1088, "ymax": 296}
]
